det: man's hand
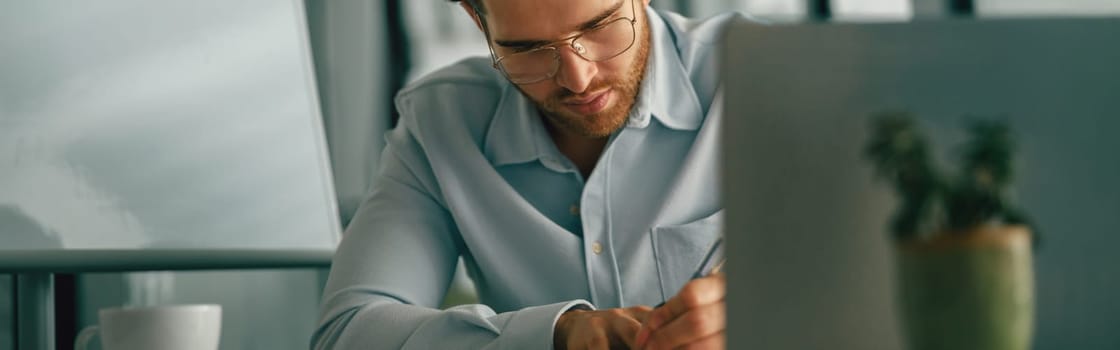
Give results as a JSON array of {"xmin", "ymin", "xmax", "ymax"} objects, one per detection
[
  {"xmin": 634, "ymin": 273, "xmax": 726, "ymax": 350},
  {"xmin": 554, "ymin": 305, "xmax": 653, "ymax": 350}
]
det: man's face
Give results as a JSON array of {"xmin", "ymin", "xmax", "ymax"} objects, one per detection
[{"xmin": 476, "ymin": 0, "xmax": 652, "ymax": 138}]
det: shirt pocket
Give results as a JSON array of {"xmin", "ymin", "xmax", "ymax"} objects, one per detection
[{"xmin": 651, "ymin": 209, "xmax": 725, "ymax": 301}]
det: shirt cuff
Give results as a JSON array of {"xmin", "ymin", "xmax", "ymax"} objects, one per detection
[{"xmin": 499, "ymin": 299, "xmax": 594, "ymax": 350}]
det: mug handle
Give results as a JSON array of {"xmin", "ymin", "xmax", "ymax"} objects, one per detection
[{"xmin": 74, "ymin": 325, "xmax": 100, "ymax": 350}]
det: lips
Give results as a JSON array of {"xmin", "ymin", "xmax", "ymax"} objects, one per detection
[{"xmin": 562, "ymin": 89, "xmax": 612, "ymax": 115}]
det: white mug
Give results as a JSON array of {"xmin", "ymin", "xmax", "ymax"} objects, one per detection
[{"xmin": 75, "ymin": 304, "xmax": 222, "ymax": 350}]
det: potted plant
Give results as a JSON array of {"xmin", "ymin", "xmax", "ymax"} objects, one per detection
[{"xmin": 864, "ymin": 112, "xmax": 1036, "ymax": 350}]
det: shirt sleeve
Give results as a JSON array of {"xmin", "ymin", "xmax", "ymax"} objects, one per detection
[{"xmin": 311, "ymin": 125, "xmax": 593, "ymax": 350}]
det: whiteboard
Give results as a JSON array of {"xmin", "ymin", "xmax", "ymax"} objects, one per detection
[{"xmin": 0, "ymin": 0, "xmax": 340, "ymax": 262}]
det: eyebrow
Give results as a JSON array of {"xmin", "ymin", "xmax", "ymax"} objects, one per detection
[{"xmin": 494, "ymin": 1, "xmax": 626, "ymax": 49}]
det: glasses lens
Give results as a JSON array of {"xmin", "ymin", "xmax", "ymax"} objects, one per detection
[
  {"xmin": 499, "ymin": 49, "xmax": 559, "ymax": 84},
  {"xmin": 574, "ymin": 18, "xmax": 635, "ymax": 62},
  {"xmin": 493, "ymin": 15, "xmax": 635, "ymax": 84}
]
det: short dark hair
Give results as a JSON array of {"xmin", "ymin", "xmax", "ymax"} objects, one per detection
[{"xmin": 448, "ymin": 0, "xmax": 486, "ymax": 16}]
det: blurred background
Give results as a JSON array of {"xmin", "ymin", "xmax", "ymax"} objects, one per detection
[{"xmin": 2, "ymin": 0, "xmax": 1120, "ymax": 349}]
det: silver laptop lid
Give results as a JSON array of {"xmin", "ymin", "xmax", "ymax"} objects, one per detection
[{"xmin": 723, "ymin": 18, "xmax": 1120, "ymax": 349}]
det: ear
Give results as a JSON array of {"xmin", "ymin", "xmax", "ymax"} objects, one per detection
[{"xmin": 459, "ymin": 1, "xmax": 485, "ymax": 34}]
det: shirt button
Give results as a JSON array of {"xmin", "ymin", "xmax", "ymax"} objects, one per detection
[
  {"xmin": 569, "ymin": 204, "xmax": 580, "ymax": 216},
  {"xmin": 592, "ymin": 241, "xmax": 603, "ymax": 255}
]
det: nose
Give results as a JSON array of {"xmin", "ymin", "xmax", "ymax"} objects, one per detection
[{"xmin": 553, "ymin": 44, "xmax": 597, "ymax": 94}]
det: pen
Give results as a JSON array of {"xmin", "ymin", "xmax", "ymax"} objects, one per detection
[
  {"xmin": 656, "ymin": 237, "xmax": 725, "ymax": 307},
  {"xmin": 690, "ymin": 237, "xmax": 725, "ymax": 279}
]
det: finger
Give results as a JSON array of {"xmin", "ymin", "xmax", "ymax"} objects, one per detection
[
  {"xmin": 635, "ymin": 325, "xmax": 651, "ymax": 350},
  {"xmin": 638, "ymin": 279, "xmax": 718, "ymax": 350},
  {"xmin": 581, "ymin": 324, "xmax": 611, "ymax": 350},
  {"xmin": 678, "ymin": 330, "xmax": 725, "ymax": 350},
  {"xmin": 645, "ymin": 301, "xmax": 725, "ymax": 350},
  {"xmin": 569, "ymin": 315, "xmax": 611, "ymax": 350},
  {"xmin": 630, "ymin": 305, "xmax": 655, "ymax": 348},
  {"xmin": 647, "ymin": 274, "xmax": 726, "ymax": 331},
  {"xmin": 628, "ymin": 305, "xmax": 654, "ymax": 324},
  {"xmin": 610, "ymin": 313, "xmax": 644, "ymax": 349}
]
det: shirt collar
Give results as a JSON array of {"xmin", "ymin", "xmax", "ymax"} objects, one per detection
[
  {"xmin": 483, "ymin": 7, "xmax": 703, "ymax": 167},
  {"xmin": 484, "ymin": 87, "xmax": 545, "ymax": 166},
  {"xmin": 629, "ymin": 6, "xmax": 704, "ymax": 131}
]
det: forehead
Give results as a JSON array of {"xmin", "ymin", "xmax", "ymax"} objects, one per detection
[{"xmin": 482, "ymin": 0, "xmax": 623, "ymax": 41}]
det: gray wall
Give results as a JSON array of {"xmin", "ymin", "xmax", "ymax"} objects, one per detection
[{"xmin": 305, "ymin": 0, "xmax": 391, "ymax": 226}]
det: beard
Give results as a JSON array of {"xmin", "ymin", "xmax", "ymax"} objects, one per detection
[{"xmin": 526, "ymin": 14, "xmax": 652, "ymax": 138}]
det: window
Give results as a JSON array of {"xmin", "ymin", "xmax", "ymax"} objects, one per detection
[{"xmin": 978, "ymin": 0, "xmax": 1120, "ymax": 16}]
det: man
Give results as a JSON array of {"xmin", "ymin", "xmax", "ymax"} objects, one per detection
[{"xmin": 313, "ymin": 0, "xmax": 741, "ymax": 348}]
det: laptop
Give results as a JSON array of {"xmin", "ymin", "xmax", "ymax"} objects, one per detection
[{"xmin": 722, "ymin": 18, "xmax": 1120, "ymax": 349}]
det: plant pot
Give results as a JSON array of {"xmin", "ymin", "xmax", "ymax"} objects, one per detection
[{"xmin": 895, "ymin": 225, "xmax": 1034, "ymax": 350}]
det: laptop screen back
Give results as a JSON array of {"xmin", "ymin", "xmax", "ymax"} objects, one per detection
[{"xmin": 723, "ymin": 18, "xmax": 1120, "ymax": 349}]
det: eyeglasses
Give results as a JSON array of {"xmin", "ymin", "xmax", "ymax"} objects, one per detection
[{"xmin": 485, "ymin": 0, "xmax": 638, "ymax": 85}]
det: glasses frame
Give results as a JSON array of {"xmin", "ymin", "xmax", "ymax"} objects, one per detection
[{"xmin": 479, "ymin": 0, "xmax": 638, "ymax": 85}]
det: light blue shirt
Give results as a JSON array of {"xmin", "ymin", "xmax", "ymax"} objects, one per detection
[{"xmin": 314, "ymin": 7, "xmax": 741, "ymax": 350}]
